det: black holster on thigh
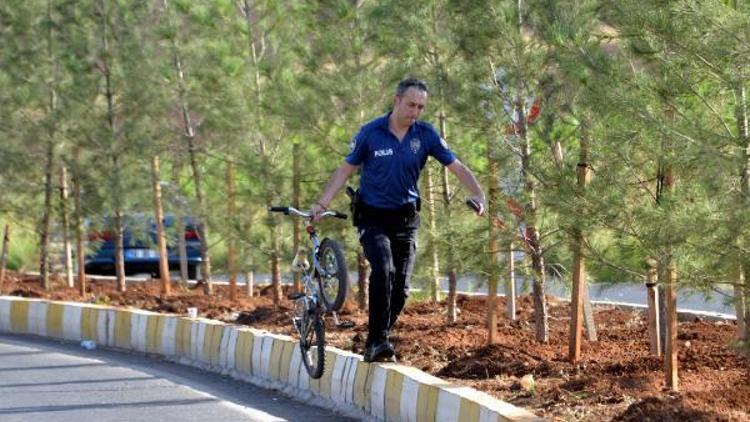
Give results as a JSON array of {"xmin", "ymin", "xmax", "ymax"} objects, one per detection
[{"xmin": 346, "ymin": 186, "xmax": 363, "ymax": 227}]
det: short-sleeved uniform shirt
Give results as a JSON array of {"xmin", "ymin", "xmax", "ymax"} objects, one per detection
[{"xmin": 345, "ymin": 113, "xmax": 456, "ymax": 210}]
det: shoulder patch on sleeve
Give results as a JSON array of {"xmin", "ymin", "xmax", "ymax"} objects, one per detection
[{"xmin": 440, "ymin": 137, "xmax": 449, "ymax": 149}]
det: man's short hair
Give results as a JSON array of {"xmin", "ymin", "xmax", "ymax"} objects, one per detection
[{"xmin": 396, "ymin": 78, "xmax": 428, "ymax": 96}]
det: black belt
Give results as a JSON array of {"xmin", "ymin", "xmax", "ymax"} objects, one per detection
[{"xmin": 361, "ymin": 202, "xmax": 418, "ymax": 220}]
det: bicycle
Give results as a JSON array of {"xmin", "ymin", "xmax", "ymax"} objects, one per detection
[{"xmin": 268, "ymin": 205, "xmax": 350, "ymax": 379}]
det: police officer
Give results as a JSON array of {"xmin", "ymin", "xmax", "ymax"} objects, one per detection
[{"xmin": 311, "ymin": 78, "xmax": 485, "ymax": 362}]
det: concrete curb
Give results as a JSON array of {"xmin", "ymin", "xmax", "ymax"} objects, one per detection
[
  {"xmin": 0, "ymin": 296, "xmax": 542, "ymax": 422},
  {"xmin": 587, "ymin": 299, "xmax": 737, "ymax": 323}
]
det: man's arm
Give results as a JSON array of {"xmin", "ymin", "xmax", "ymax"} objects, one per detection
[
  {"xmin": 446, "ymin": 159, "xmax": 486, "ymax": 216},
  {"xmin": 311, "ymin": 161, "xmax": 358, "ymax": 218}
]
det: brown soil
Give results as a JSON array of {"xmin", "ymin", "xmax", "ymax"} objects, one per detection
[{"xmin": 2, "ymin": 271, "xmax": 749, "ymax": 421}]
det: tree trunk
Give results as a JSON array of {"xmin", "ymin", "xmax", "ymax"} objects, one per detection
[
  {"xmin": 39, "ymin": 139, "xmax": 54, "ymax": 290},
  {"xmin": 486, "ymin": 129, "xmax": 501, "ymax": 344},
  {"xmin": 664, "ymin": 256, "xmax": 679, "ymax": 391},
  {"xmin": 551, "ymin": 140, "xmax": 564, "ymax": 168},
  {"xmin": 113, "ymin": 207, "xmax": 126, "ymax": 292},
  {"xmin": 444, "ymin": 204, "xmax": 459, "ymax": 323},
  {"xmin": 184, "ymin": 84, "xmax": 212, "ymax": 294},
  {"xmin": 569, "ymin": 228, "xmax": 586, "ymax": 363},
  {"xmin": 734, "ymin": 268, "xmax": 746, "ymax": 340},
  {"xmin": 646, "ymin": 260, "xmax": 661, "ymax": 355},
  {"xmin": 446, "ymin": 269, "xmax": 458, "ymax": 323},
  {"xmin": 743, "ymin": 266, "xmax": 750, "ymax": 344},
  {"xmin": 424, "ymin": 164, "xmax": 440, "ymax": 302},
  {"xmin": 569, "ymin": 134, "xmax": 594, "ymax": 362},
  {"xmin": 657, "ymin": 264, "xmax": 667, "ymax": 352},
  {"xmin": 0, "ymin": 224, "xmax": 10, "ymax": 293},
  {"xmin": 736, "ymin": 85, "xmax": 750, "ymax": 345},
  {"xmin": 265, "ymin": 157, "xmax": 282, "ymax": 304},
  {"xmin": 506, "ymin": 243, "xmax": 516, "ymax": 320},
  {"xmin": 658, "ymin": 150, "xmax": 679, "ymax": 390},
  {"xmin": 444, "ymin": 250, "xmax": 460, "ymax": 323},
  {"xmin": 152, "ymin": 156, "xmax": 171, "ymax": 296},
  {"xmin": 519, "ymin": 106, "xmax": 549, "ymax": 343},
  {"xmin": 227, "ymin": 162, "xmax": 237, "ymax": 301},
  {"xmin": 245, "ymin": 270, "xmax": 254, "ymax": 297},
  {"xmin": 39, "ymin": 0, "xmax": 57, "ymax": 291},
  {"xmin": 241, "ymin": 0, "xmax": 280, "ymax": 305},
  {"xmin": 99, "ymin": 0, "xmax": 126, "ymax": 292},
  {"xmin": 172, "ymin": 163, "xmax": 189, "ymax": 286},
  {"xmin": 72, "ymin": 148, "xmax": 86, "ymax": 295},
  {"xmin": 265, "ymin": 156, "xmax": 282, "ymax": 305},
  {"xmin": 292, "ymin": 142, "xmax": 302, "ymax": 293},
  {"xmin": 163, "ymin": 0, "xmax": 212, "ymax": 294},
  {"xmin": 528, "ymin": 226, "xmax": 549, "ymax": 343},
  {"xmin": 270, "ymin": 233, "xmax": 282, "ymax": 304},
  {"xmin": 656, "ymin": 168, "xmax": 669, "ymax": 376},
  {"xmin": 583, "ymin": 284, "xmax": 597, "ymax": 341},
  {"xmin": 507, "ymin": 0, "xmax": 548, "ymax": 344},
  {"xmin": 439, "ymin": 112, "xmax": 458, "ymax": 323},
  {"xmin": 357, "ymin": 251, "xmax": 369, "ymax": 311},
  {"xmin": 524, "ymin": 191, "xmax": 549, "ymax": 343},
  {"xmin": 60, "ymin": 167, "xmax": 74, "ymax": 288}
]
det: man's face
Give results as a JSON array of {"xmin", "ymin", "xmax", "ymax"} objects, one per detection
[{"xmin": 393, "ymin": 87, "xmax": 427, "ymax": 127}]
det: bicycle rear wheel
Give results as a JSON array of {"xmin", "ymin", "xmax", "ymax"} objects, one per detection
[
  {"xmin": 317, "ymin": 238, "xmax": 348, "ymax": 312},
  {"xmin": 300, "ymin": 313, "xmax": 325, "ymax": 379}
]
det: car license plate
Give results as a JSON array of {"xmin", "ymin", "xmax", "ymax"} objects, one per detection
[{"xmin": 127, "ymin": 249, "xmax": 158, "ymax": 258}]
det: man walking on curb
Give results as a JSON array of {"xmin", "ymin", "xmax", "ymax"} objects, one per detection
[{"xmin": 311, "ymin": 78, "xmax": 485, "ymax": 362}]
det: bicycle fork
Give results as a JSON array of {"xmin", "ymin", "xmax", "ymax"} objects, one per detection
[{"xmin": 291, "ymin": 293, "xmax": 347, "ymax": 335}]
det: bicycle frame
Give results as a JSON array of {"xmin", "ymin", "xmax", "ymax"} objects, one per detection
[
  {"xmin": 299, "ymin": 219, "xmax": 325, "ymax": 312},
  {"xmin": 268, "ymin": 206, "xmax": 346, "ymax": 315}
]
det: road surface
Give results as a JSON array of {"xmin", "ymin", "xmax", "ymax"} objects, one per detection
[{"xmin": 0, "ymin": 333, "xmax": 355, "ymax": 422}]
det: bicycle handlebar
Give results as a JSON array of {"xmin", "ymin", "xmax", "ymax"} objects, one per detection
[{"xmin": 268, "ymin": 206, "xmax": 348, "ymax": 220}]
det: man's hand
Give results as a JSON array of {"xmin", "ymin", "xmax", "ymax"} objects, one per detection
[
  {"xmin": 447, "ymin": 160, "xmax": 486, "ymax": 217},
  {"xmin": 310, "ymin": 202, "xmax": 327, "ymax": 222},
  {"xmin": 467, "ymin": 195, "xmax": 486, "ymax": 216}
]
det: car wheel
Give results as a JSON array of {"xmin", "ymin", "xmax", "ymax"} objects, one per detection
[{"xmin": 187, "ymin": 265, "xmax": 197, "ymax": 280}]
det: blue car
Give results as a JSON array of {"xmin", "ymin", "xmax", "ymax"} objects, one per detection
[{"xmin": 85, "ymin": 214, "xmax": 202, "ymax": 279}]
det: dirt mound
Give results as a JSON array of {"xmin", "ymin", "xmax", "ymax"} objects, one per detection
[
  {"xmin": 613, "ymin": 396, "xmax": 729, "ymax": 422},
  {"xmin": 236, "ymin": 306, "xmax": 289, "ymax": 326},
  {"xmin": 8, "ymin": 288, "xmax": 43, "ymax": 298},
  {"xmin": 438, "ymin": 343, "xmax": 556, "ymax": 379}
]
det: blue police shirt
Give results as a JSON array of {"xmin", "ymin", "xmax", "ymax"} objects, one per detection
[{"xmin": 345, "ymin": 113, "xmax": 456, "ymax": 209}]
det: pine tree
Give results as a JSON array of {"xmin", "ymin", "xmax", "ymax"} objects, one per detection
[{"xmin": 450, "ymin": 0, "xmax": 553, "ymax": 342}]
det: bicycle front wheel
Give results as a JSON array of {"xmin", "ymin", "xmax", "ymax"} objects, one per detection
[
  {"xmin": 317, "ymin": 238, "xmax": 349, "ymax": 312},
  {"xmin": 300, "ymin": 314, "xmax": 325, "ymax": 379}
]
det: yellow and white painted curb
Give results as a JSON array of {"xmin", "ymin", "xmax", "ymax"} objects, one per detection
[{"xmin": 0, "ymin": 296, "xmax": 541, "ymax": 421}]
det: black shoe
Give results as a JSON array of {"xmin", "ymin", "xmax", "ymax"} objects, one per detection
[{"xmin": 363, "ymin": 342, "xmax": 396, "ymax": 363}]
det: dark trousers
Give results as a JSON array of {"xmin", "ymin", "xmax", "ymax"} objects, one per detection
[{"xmin": 358, "ymin": 206, "xmax": 419, "ymax": 347}]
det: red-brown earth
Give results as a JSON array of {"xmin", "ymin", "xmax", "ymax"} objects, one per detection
[{"xmin": 1, "ymin": 271, "xmax": 748, "ymax": 421}]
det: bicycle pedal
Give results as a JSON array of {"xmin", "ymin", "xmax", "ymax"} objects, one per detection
[{"xmin": 287, "ymin": 292, "xmax": 305, "ymax": 300}]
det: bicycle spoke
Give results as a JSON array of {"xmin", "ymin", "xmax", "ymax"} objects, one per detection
[{"xmin": 317, "ymin": 239, "xmax": 348, "ymax": 312}]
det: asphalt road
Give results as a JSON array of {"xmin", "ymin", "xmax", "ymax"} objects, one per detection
[{"xmin": 0, "ymin": 333, "xmax": 356, "ymax": 422}]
